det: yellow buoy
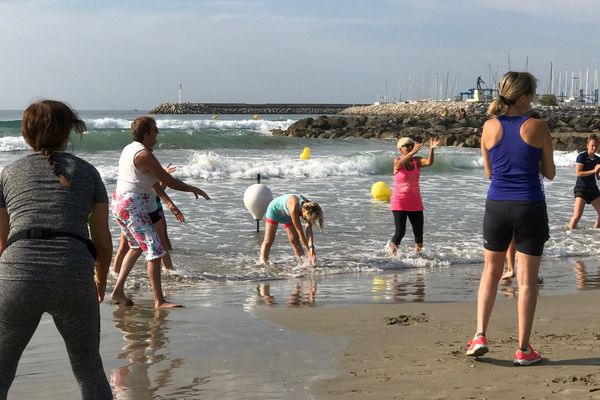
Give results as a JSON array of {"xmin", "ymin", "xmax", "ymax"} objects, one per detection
[
  {"xmin": 299, "ymin": 147, "xmax": 311, "ymax": 160},
  {"xmin": 371, "ymin": 181, "xmax": 392, "ymax": 201},
  {"xmin": 212, "ymin": 114, "xmax": 219, "ymax": 120},
  {"xmin": 253, "ymin": 114, "xmax": 261, "ymax": 120}
]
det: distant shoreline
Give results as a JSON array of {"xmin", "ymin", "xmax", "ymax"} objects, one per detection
[{"xmin": 149, "ymin": 102, "xmax": 368, "ymax": 115}]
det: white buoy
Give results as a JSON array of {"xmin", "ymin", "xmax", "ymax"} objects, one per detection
[{"xmin": 243, "ymin": 183, "xmax": 273, "ymax": 230}]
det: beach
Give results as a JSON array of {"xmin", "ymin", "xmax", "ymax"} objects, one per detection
[
  {"xmin": 5, "ymin": 261, "xmax": 599, "ymax": 399},
  {"xmin": 2, "ymin": 111, "xmax": 600, "ymax": 398},
  {"xmin": 261, "ymin": 290, "xmax": 600, "ymax": 400}
]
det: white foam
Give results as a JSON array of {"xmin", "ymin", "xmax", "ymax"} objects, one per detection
[
  {"xmin": 84, "ymin": 117, "xmax": 295, "ymax": 134},
  {"xmin": 84, "ymin": 117, "xmax": 132, "ymax": 129},
  {"xmin": 175, "ymin": 151, "xmax": 382, "ymax": 180},
  {"xmin": 0, "ymin": 136, "xmax": 28, "ymax": 151},
  {"xmin": 554, "ymin": 150, "xmax": 579, "ymax": 168}
]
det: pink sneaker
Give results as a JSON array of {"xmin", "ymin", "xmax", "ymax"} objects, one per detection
[
  {"xmin": 513, "ymin": 345, "xmax": 542, "ymax": 366},
  {"xmin": 466, "ymin": 335, "xmax": 488, "ymax": 357}
]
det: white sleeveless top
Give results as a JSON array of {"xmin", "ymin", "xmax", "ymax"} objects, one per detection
[{"xmin": 115, "ymin": 141, "xmax": 157, "ymax": 197}]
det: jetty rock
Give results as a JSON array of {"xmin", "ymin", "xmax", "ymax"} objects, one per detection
[
  {"xmin": 272, "ymin": 101, "xmax": 600, "ymax": 152},
  {"xmin": 149, "ymin": 102, "xmax": 363, "ymax": 115}
]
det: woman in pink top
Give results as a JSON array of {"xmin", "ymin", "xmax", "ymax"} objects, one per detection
[{"xmin": 388, "ymin": 136, "xmax": 440, "ymax": 255}]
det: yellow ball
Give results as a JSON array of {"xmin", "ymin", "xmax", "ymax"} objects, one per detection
[
  {"xmin": 299, "ymin": 147, "xmax": 311, "ymax": 160},
  {"xmin": 371, "ymin": 181, "xmax": 392, "ymax": 201}
]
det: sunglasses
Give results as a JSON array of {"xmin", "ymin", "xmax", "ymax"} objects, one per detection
[{"xmin": 402, "ymin": 144, "xmax": 414, "ymax": 149}]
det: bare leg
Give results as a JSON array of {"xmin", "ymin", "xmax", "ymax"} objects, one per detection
[
  {"xmin": 415, "ymin": 243, "xmax": 423, "ymax": 253},
  {"xmin": 111, "ymin": 247, "xmax": 143, "ymax": 304},
  {"xmin": 285, "ymin": 227, "xmax": 304, "ymax": 259},
  {"xmin": 502, "ymin": 237, "xmax": 516, "ymax": 279},
  {"xmin": 568, "ymin": 197, "xmax": 586, "ymax": 230},
  {"xmin": 259, "ymin": 222, "xmax": 278, "ymax": 263},
  {"xmin": 475, "ymin": 250, "xmax": 505, "ymax": 335},
  {"xmin": 154, "ymin": 218, "xmax": 173, "ymax": 270},
  {"xmin": 147, "ymin": 258, "xmax": 181, "ymax": 308},
  {"xmin": 112, "ymin": 233, "xmax": 129, "ymax": 274},
  {"xmin": 516, "ymin": 251, "xmax": 541, "ymax": 349},
  {"xmin": 590, "ymin": 197, "xmax": 600, "ymax": 228}
]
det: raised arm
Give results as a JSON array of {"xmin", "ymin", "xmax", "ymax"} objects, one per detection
[
  {"xmin": 533, "ymin": 120, "xmax": 556, "ymax": 180},
  {"xmin": 135, "ymin": 150, "xmax": 210, "ymax": 200},
  {"xmin": 419, "ymin": 137, "xmax": 440, "ymax": 167},
  {"xmin": 88, "ymin": 202, "xmax": 112, "ymax": 303},
  {"xmin": 394, "ymin": 142, "xmax": 423, "ymax": 174}
]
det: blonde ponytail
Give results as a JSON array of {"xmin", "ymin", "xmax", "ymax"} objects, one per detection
[{"xmin": 487, "ymin": 71, "xmax": 537, "ymax": 117}]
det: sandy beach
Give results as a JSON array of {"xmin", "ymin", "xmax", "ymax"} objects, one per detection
[{"xmin": 260, "ymin": 290, "xmax": 600, "ymax": 400}]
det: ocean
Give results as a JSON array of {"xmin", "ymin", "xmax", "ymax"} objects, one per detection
[
  {"xmin": 1, "ymin": 110, "xmax": 600, "ymax": 398},
  {"xmin": 1, "ymin": 110, "xmax": 599, "ymax": 299}
]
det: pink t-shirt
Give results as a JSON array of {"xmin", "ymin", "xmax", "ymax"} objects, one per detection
[{"xmin": 390, "ymin": 158, "xmax": 424, "ymax": 211}]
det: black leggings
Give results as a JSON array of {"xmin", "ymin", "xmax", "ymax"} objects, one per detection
[{"xmin": 391, "ymin": 210, "xmax": 424, "ymax": 246}]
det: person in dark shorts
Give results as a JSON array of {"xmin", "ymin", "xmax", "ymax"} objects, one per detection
[
  {"xmin": 0, "ymin": 100, "xmax": 113, "ymax": 399},
  {"xmin": 466, "ymin": 72, "xmax": 556, "ymax": 366},
  {"xmin": 568, "ymin": 134, "xmax": 600, "ymax": 230}
]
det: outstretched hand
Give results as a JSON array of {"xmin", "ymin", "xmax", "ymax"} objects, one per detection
[
  {"xmin": 169, "ymin": 204, "xmax": 185, "ymax": 222},
  {"xmin": 164, "ymin": 163, "xmax": 177, "ymax": 174},
  {"xmin": 429, "ymin": 137, "xmax": 441, "ymax": 149},
  {"xmin": 308, "ymin": 248, "xmax": 317, "ymax": 265},
  {"xmin": 411, "ymin": 142, "xmax": 424, "ymax": 154},
  {"xmin": 193, "ymin": 187, "xmax": 210, "ymax": 200}
]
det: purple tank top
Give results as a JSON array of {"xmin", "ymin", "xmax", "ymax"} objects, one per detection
[{"xmin": 487, "ymin": 115, "xmax": 545, "ymax": 201}]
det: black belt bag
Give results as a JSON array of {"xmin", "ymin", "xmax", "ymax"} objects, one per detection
[{"xmin": 6, "ymin": 228, "xmax": 97, "ymax": 259}]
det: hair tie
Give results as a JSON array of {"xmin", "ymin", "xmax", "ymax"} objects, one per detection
[{"xmin": 499, "ymin": 95, "xmax": 513, "ymax": 105}]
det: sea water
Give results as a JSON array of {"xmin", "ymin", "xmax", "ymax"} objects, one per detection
[
  {"xmin": 1, "ymin": 110, "xmax": 599, "ymax": 302},
  {"xmin": 2, "ymin": 110, "xmax": 600, "ymax": 399}
]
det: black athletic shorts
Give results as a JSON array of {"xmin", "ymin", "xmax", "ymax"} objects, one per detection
[
  {"xmin": 483, "ymin": 199, "xmax": 549, "ymax": 257},
  {"xmin": 574, "ymin": 185, "xmax": 600, "ymax": 205},
  {"xmin": 148, "ymin": 209, "xmax": 162, "ymax": 224}
]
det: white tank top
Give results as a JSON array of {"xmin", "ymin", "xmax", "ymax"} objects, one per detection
[{"xmin": 115, "ymin": 141, "xmax": 157, "ymax": 197}]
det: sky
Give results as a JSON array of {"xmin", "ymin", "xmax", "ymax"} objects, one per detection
[{"xmin": 1, "ymin": 0, "xmax": 599, "ymax": 109}]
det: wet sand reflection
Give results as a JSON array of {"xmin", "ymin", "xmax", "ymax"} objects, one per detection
[{"xmin": 110, "ymin": 306, "xmax": 205, "ymax": 399}]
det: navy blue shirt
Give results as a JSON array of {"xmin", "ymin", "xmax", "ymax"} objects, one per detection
[
  {"xmin": 575, "ymin": 151, "xmax": 600, "ymax": 189},
  {"xmin": 487, "ymin": 115, "xmax": 545, "ymax": 201}
]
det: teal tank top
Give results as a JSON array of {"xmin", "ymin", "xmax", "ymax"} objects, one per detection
[{"xmin": 265, "ymin": 194, "xmax": 305, "ymax": 224}]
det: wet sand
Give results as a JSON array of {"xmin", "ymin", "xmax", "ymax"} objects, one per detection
[
  {"xmin": 260, "ymin": 290, "xmax": 600, "ymax": 400},
  {"xmin": 7, "ymin": 263, "xmax": 600, "ymax": 399}
]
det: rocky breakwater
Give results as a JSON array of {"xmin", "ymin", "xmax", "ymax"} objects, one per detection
[
  {"xmin": 150, "ymin": 102, "xmax": 361, "ymax": 115},
  {"xmin": 271, "ymin": 101, "xmax": 600, "ymax": 151}
]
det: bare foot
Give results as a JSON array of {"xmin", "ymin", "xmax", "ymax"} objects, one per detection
[
  {"xmin": 501, "ymin": 270, "xmax": 515, "ymax": 280},
  {"xmin": 257, "ymin": 258, "xmax": 270, "ymax": 266},
  {"xmin": 156, "ymin": 302, "xmax": 183, "ymax": 308},
  {"xmin": 387, "ymin": 242, "xmax": 397, "ymax": 256}
]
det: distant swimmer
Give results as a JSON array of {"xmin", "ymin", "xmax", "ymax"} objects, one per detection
[
  {"xmin": 567, "ymin": 133, "xmax": 600, "ymax": 230},
  {"xmin": 388, "ymin": 136, "xmax": 440, "ymax": 255},
  {"xmin": 259, "ymin": 194, "xmax": 323, "ymax": 266}
]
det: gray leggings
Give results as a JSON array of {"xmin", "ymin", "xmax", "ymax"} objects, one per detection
[{"xmin": 0, "ymin": 279, "xmax": 112, "ymax": 400}]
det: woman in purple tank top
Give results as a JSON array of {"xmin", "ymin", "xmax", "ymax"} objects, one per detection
[{"xmin": 466, "ymin": 72, "xmax": 555, "ymax": 366}]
